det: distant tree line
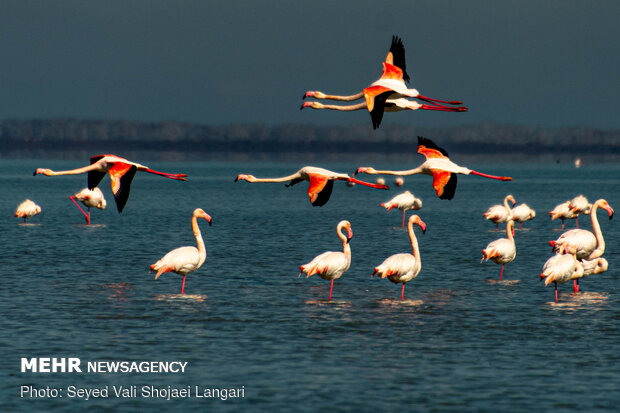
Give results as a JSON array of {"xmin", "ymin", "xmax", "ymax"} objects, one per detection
[{"xmin": 1, "ymin": 119, "xmax": 618, "ymax": 160}]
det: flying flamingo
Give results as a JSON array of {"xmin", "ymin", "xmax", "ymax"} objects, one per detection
[
  {"xmin": 15, "ymin": 199, "xmax": 41, "ymax": 223},
  {"xmin": 381, "ymin": 190, "xmax": 422, "ymax": 227},
  {"xmin": 373, "ymin": 215, "xmax": 426, "ymax": 300},
  {"xmin": 301, "ymin": 35, "xmax": 467, "ymax": 129},
  {"xmin": 481, "ymin": 220, "xmax": 516, "ymax": 280},
  {"xmin": 568, "ymin": 194, "xmax": 592, "ymax": 229},
  {"xmin": 355, "ymin": 137, "xmax": 512, "ymax": 200},
  {"xmin": 235, "ymin": 166, "xmax": 388, "ymax": 207},
  {"xmin": 69, "ymin": 187, "xmax": 107, "ymax": 224},
  {"xmin": 511, "ymin": 203, "xmax": 536, "ymax": 229},
  {"xmin": 34, "ymin": 154, "xmax": 187, "ymax": 213},
  {"xmin": 483, "ymin": 195, "xmax": 516, "ymax": 230},
  {"xmin": 550, "ymin": 199, "xmax": 613, "ymax": 260},
  {"xmin": 299, "ymin": 220, "xmax": 353, "ymax": 301},
  {"xmin": 540, "ymin": 247, "xmax": 584, "ymax": 302},
  {"xmin": 150, "ymin": 208, "xmax": 212, "ymax": 295},
  {"xmin": 549, "ymin": 201, "xmax": 579, "ymax": 230}
]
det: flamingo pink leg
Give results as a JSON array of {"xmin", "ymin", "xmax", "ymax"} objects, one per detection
[
  {"xmin": 499, "ymin": 265, "xmax": 504, "ymax": 281},
  {"xmin": 145, "ymin": 168, "xmax": 188, "ymax": 181},
  {"xmin": 561, "ymin": 220, "xmax": 565, "ymax": 230},
  {"xmin": 468, "ymin": 170, "xmax": 513, "ymax": 181},
  {"xmin": 339, "ymin": 177, "xmax": 389, "ymax": 190},
  {"xmin": 573, "ymin": 279, "xmax": 580, "ymax": 294},
  {"xmin": 575, "ymin": 217, "xmax": 579, "ymax": 229},
  {"xmin": 420, "ymin": 104, "xmax": 467, "ymax": 112},
  {"xmin": 554, "ymin": 282, "xmax": 558, "ymax": 302},
  {"xmin": 401, "ymin": 210, "xmax": 406, "ymax": 228},
  {"xmin": 400, "ymin": 283, "xmax": 405, "ymax": 301},
  {"xmin": 181, "ymin": 275, "xmax": 186, "ymax": 294},
  {"xmin": 416, "ymin": 94, "xmax": 463, "ymax": 106},
  {"xmin": 69, "ymin": 196, "xmax": 91, "ymax": 224},
  {"xmin": 328, "ymin": 280, "xmax": 334, "ymax": 301}
]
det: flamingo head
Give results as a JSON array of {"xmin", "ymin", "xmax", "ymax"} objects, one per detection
[
  {"xmin": 234, "ymin": 174, "xmax": 254, "ymax": 183},
  {"xmin": 302, "ymin": 91, "xmax": 326, "ymax": 100},
  {"xmin": 193, "ymin": 208, "xmax": 213, "ymax": 226},
  {"xmin": 507, "ymin": 195, "xmax": 516, "ymax": 206},
  {"xmin": 410, "ymin": 215, "xmax": 426, "ymax": 234},
  {"xmin": 594, "ymin": 258, "xmax": 609, "ymax": 274},
  {"xmin": 98, "ymin": 198, "xmax": 107, "ymax": 210},
  {"xmin": 395, "ymin": 177, "xmax": 404, "ymax": 187},
  {"xmin": 598, "ymin": 199, "xmax": 614, "ymax": 219},
  {"xmin": 355, "ymin": 167, "xmax": 376, "ymax": 176},
  {"xmin": 300, "ymin": 101, "xmax": 324, "ymax": 110},
  {"xmin": 33, "ymin": 168, "xmax": 53, "ymax": 176},
  {"xmin": 338, "ymin": 220, "xmax": 353, "ymax": 243}
]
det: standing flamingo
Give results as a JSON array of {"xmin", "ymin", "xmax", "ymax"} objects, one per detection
[
  {"xmin": 540, "ymin": 248, "xmax": 584, "ymax": 302},
  {"xmin": 235, "ymin": 166, "xmax": 388, "ymax": 207},
  {"xmin": 511, "ymin": 203, "xmax": 536, "ymax": 229},
  {"xmin": 356, "ymin": 137, "xmax": 512, "ymax": 200},
  {"xmin": 150, "ymin": 208, "xmax": 212, "ymax": 295},
  {"xmin": 568, "ymin": 194, "xmax": 592, "ymax": 229},
  {"xmin": 481, "ymin": 220, "xmax": 516, "ymax": 280},
  {"xmin": 301, "ymin": 36, "xmax": 467, "ymax": 129},
  {"xmin": 550, "ymin": 199, "xmax": 613, "ymax": 260},
  {"xmin": 14, "ymin": 199, "xmax": 41, "ymax": 223},
  {"xmin": 483, "ymin": 195, "xmax": 516, "ymax": 230},
  {"xmin": 34, "ymin": 154, "xmax": 187, "ymax": 213},
  {"xmin": 381, "ymin": 190, "xmax": 422, "ymax": 227},
  {"xmin": 299, "ymin": 220, "xmax": 353, "ymax": 301},
  {"xmin": 69, "ymin": 187, "xmax": 107, "ymax": 224},
  {"xmin": 549, "ymin": 201, "xmax": 579, "ymax": 230},
  {"xmin": 373, "ymin": 215, "xmax": 426, "ymax": 300}
]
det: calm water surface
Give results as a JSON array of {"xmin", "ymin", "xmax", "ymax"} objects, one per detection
[{"xmin": 1, "ymin": 159, "xmax": 618, "ymax": 412}]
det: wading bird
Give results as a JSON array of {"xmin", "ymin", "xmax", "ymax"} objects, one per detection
[
  {"xmin": 541, "ymin": 248, "xmax": 583, "ymax": 302},
  {"xmin": 299, "ymin": 220, "xmax": 353, "ymax": 301},
  {"xmin": 549, "ymin": 201, "xmax": 579, "ymax": 230},
  {"xmin": 34, "ymin": 155, "xmax": 187, "ymax": 213},
  {"xmin": 568, "ymin": 194, "xmax": 592, "ymax": 229},
  {"xmin": 15, "ymin": 199, "xmax": 41, "ymax": 223},
  {"xmin": 69, "ymin": 187, "xmax": 107, "ymax": 224},
  {"xmin": 511, "ymin": 203, "xmax": 536, "ymax": 229},
  {"xmin": 356, "ymin": 137, "xmax": 512, "ymax": 200},
  {"xmin": 150, "ymin": 208, "xmax": 212, "ymax": 295},
  {"xmin": 483, "ymin": 195, "xmax": 516, "ymax": 230},
  {"xmin": 235, "ymin": 166, "xmax": 388, "ymax": 207},
  {"xmin": 481, "ymin": 220, "xmax": 516, "ymax": 280},
  {"xmin": 301, "ymin": 36, "xmax": 467, "ymax": 129},
  {"xmin": 381, "ymin": 190, "xmax": 422, "ymax": 227},
  {"xmin": 373, "ymin": 215, "xmax": 426, "ymax": 300}
]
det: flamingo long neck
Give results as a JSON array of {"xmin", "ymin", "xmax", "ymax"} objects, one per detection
[
  {"xmin": 408, "ymin": 221, "xmax": 421, "ymax": 268},
  {"xmin": 337, "ymin": 225, "xmax": 352, "ymax": 267},
  {"xmin": 368, "ymin": 165, "xmax": 425, "ymax": 176},
  {"xmin": 319, "ymin": 102, "xmax": 367, "ymax": 111},
  {"xmin": 247, "ymin": 173, "xmax": 301, "ymax": 183},
  {"xmin": 505, "ymin": 221, "xmax": 515, "ymax": 243},
  {"xmin": 503, "ymin": 196, "xmax": 512, "ymax": 211},
  {"xmin": 43, "ymin": 164, "xmax": 101, "ymax": 176},
  {"xmin": 588, "ymin": 201, "xmax": 605, "ymax": 259},
  {"xmin": 192, "ymin": 215, "xmax": 207, "ymax": 267},
  {"xmin": 322, "ymin": 92, "xmax": 364, "ymax": 101}
]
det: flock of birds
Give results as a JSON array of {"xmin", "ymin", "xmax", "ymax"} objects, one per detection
[{"xmin": 13, "ymin": 36, "xmax": 613, "ymax": 303}]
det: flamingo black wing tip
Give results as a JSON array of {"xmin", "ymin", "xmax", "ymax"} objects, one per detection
[{"xmin": 32, "ymin": 170, "xmax": 37, "ymax": 176}]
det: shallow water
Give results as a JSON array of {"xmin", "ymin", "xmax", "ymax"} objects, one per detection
[{"xmin": 1, "ymin": 159, "xmax": 619, "ymax": 411}]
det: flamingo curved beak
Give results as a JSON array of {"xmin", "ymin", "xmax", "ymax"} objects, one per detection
[{"xmin": 346, "ymin": 228, "xmax": 353, "ymax": 244}]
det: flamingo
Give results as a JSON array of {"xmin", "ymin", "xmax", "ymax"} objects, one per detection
[
  {"xmin": 568, "ymin": 194, "xmax": 592, "ymax": 229},
  {"xmin": 69, "ymin": 187, "xmax": 107, "ymax": 224},
  {"xmin": 540, "ymin": 248, "xmax": 584, "ymax": 302},
  {"xmin": 15, "ymin": 199, "xmax": 41, "ymax": 223},
  {"xmin": 511, "ymin": 203, "xmax": 535, "ymax": 229},
  {"xmin": 549, "ymin": 201, "xmax": 579, "ymax": 230},
  {"xmin": 550, "ymin": 199, "xmax": 613, "ymax": 260},
  {"xmin": 301, "ymin": 35, "xmax": 467, "ymax": 129},
  {"xmin": 299, "ymin": 220, "xmax": 353, "ymax": 301},
  {"xmin": 481, "ymin": 220, "xmax": 516, "ymax": 280},
  {"xmin": 235, "ymin": 166, "xmax": 388, "ymax": 207},
  {"xmin": 394, "ymin": 177, "xmax": 404, "ymax": 187},
  {"xmin": 381, "ymin": 190, "xmax": 422, "ymax": 227},
  {"xmin": 373, "ymin": 215, "xmax": 426, "ymax": 300},
  {"xmin": 356, "ymin": 137, "xmax": 512, "ymax": 200},
  {"xmin": 483, "ymin": 195, "xmax": 516, "ymax": 230},
  {"xmin": 34, "ymin": 154, "xmax": 187, "ymax": 213},
  {"xmin": 150, "ymin": 208, "xmax": 212, "ymax": 294}
]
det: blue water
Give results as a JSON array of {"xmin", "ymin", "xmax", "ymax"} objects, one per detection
[{"xmin": 1, "ymin": 159, "xmax": 619, "ymax": 412}]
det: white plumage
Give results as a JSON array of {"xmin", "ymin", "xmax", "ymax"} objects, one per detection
[
  {"xmin": 483, "ymin": 194, "xmax": 515, "ymax": 230},
  {"xmin": 481, "ymin": 220, "xmax": 516, "ymax": 280},
  {"xmin": 511, "ymin": 203, "xmax": 535, "ymax": 228},
  {"xmin": 150, "ymin": 208, "xmax": 212, "ymax": 294},
  {"xmin": 73, "ymin": 187, "xmax": 107, "ymax": 210},
  {"xmin": 381, "ymin": 190, "xmax": 422, "ymax": 227},
  {"xmin": 373, "ymin": 215, "xmax": 426, "ymax": 300},
  {"xmin": 549, "ymin": 201, "xmax": 578, "ymax": 230},
  {"xmin": 15, "ymin": 199, "xmax": 41, "ymax": 222},
  {"xmin": 540, "ymin": 250, "xmax": 584, "ymax": 302},
  {"xmin": 299, "ymin": 220, "xmax": 353, "ymax": 300}
]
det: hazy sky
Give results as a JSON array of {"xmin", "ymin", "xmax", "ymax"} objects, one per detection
[{"xmin": 2, "ymin": 1, "xmax": 619, "ymax": 129}]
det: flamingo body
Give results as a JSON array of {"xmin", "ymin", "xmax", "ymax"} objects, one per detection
[
  {"xmin": 356, "ymin": 137, "xmax": 511, "ymax": 200},
  {"xmin": 150, "ymin": 208, "xmax": 212, "ymax": 294},
  {"xmin": 373, "ymin": 215, "xmax": 426, "ymax": 300},
  {"xmin": 549, "ymin": 201, "xmax": 578, "ymax": 229},
  {"xmin": 483, "ymin": 195, "xmax": 516, "ymax": 229},
  {"xmin": 73, "ymin": 187, "xmax": 107, "ymax": 210},
  {"xmin": 299, "ymin": 220, "xmax": 353, "ymax": 300},
  {"xmin": 511, "ymin": 203, "xmax": 536, "ymax": 227},
  {"xmin": 236, "ymin": 166, "xmax": 388, "ymax": 207},
  {"xmin": 34, "ymin": 154, "xmax": 187, "ymax": 213},
  {"xmin": 481, "ymin": 220, "xmax": 516, "ymax": 280},
  {"xmin": 381, "ymin": 190, "xmax": 422, "ymax": 227},
  {"xmin": 15, "ymin": 199, "xmax": 41, "ymax": 222}
]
